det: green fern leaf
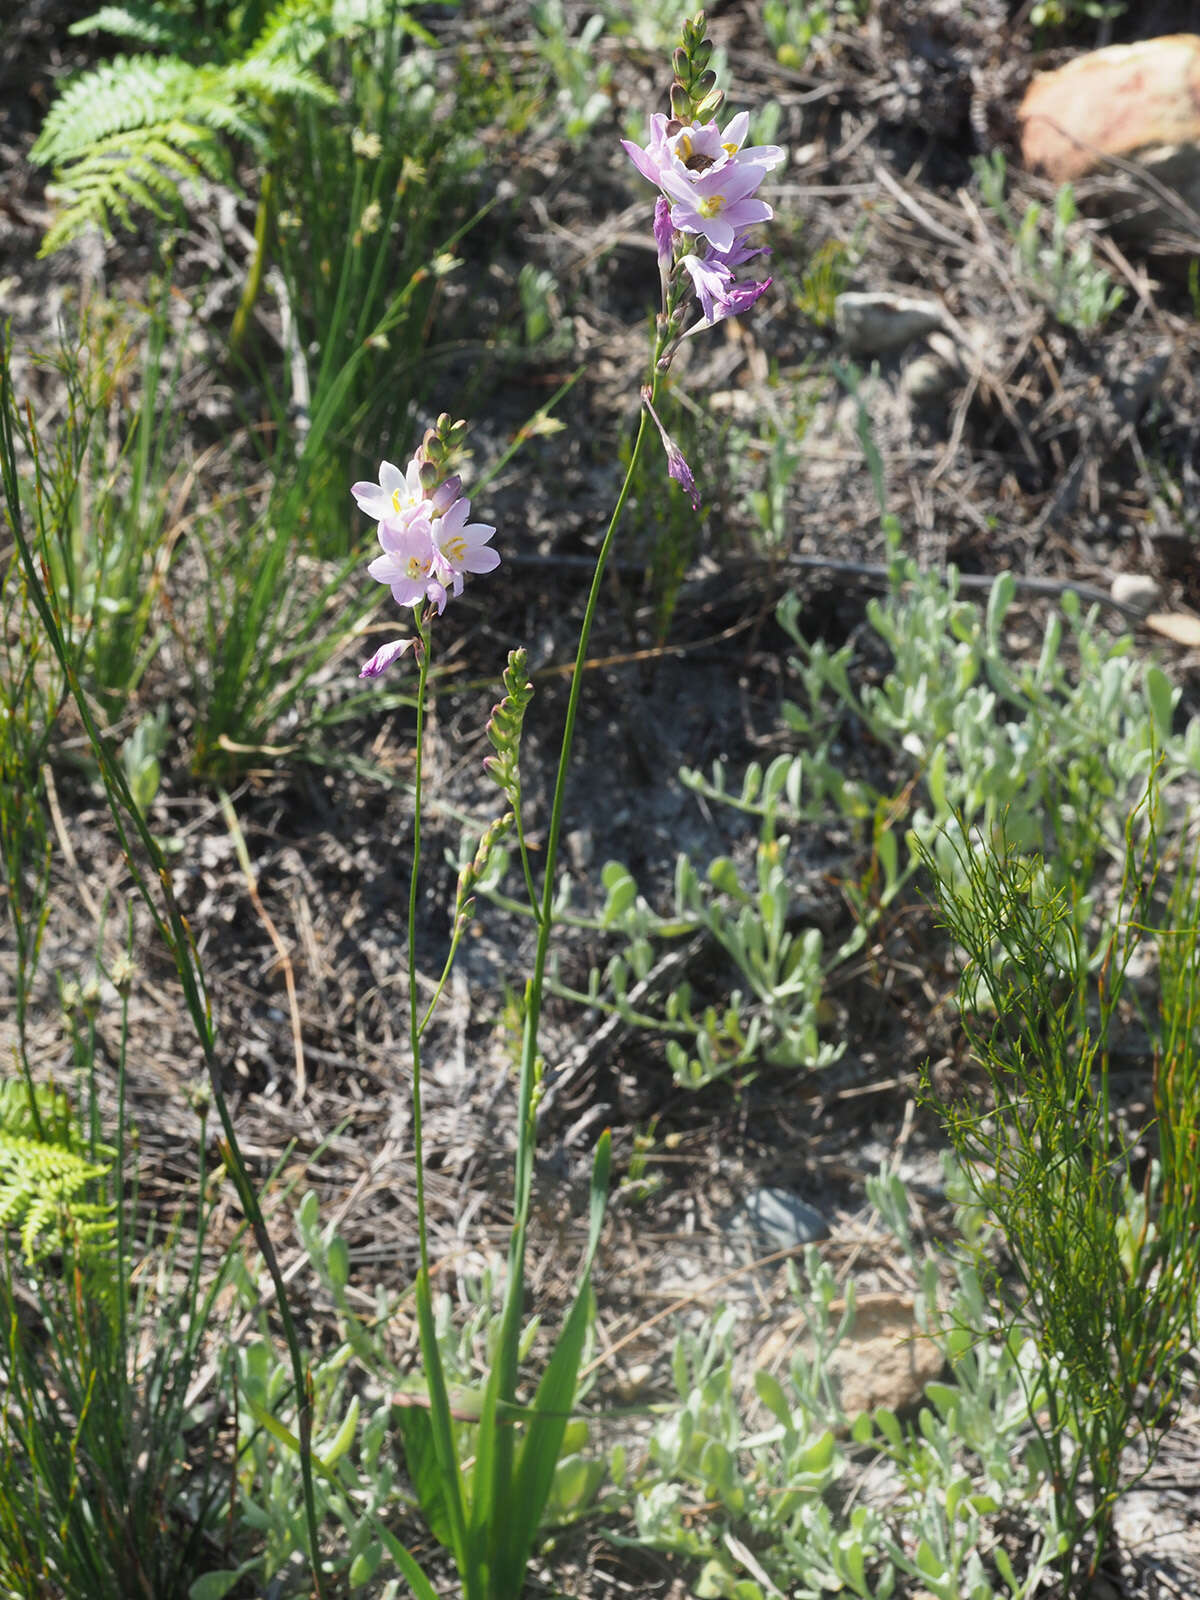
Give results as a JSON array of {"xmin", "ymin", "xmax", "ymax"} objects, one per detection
[
  {"xmin": 222, "ymin": 59, "xmax": 336, "ymax": 109},
  {"xmin": 32, "ymin": 56, "xmax": 202, "ymax": 163},
  {"xmin": 246, "ymin": 0, "xmax": 337, "ymax": 68},
  {"xmin": 40, "ymin": 121, "xmax": 231, "ymax": 254},
  {"xmin": 0, "ymin": 1122, "xmax": 112, "ymax": 1263},
  {"xmin": 70, "ymin": 3, "xmax": 197, "ymax": 49}
]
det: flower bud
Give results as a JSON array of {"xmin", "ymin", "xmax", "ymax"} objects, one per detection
[
  {"xmin": 693, "ymin": 68, "xmax": 717, "ymax": 97},
  {"xmin": 694, "ymin": 87, "xmax": 723, "ymax": 120},
  {"xmin": 672, "ymin": 46, "xmax": 688, "ymax": 80},
  {"xmin": 691, "ymin": 39, "xmax": 712, "ymax": 70},
  {"xmin": 418, "ymin": 459, "xmax": 439, "ymax": 492},
  {"xmin": 670, "ymin": 82, "xmax": 692, "ymax": 121}
]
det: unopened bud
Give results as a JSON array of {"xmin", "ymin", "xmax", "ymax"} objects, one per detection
[
  {"xmin": 694, "ymin": 87, "xmax": 723, "ymax": 120},
  {"xmin": 418, "ymin": 459, "xmax": 439, "ymax": 492},
  {"xmin": 435, "ymin": 411, "xmax": 452, "ymax": 435},
  {"xmin": 693, "ymin": 68, "xmax": 716, "ymax": 98},
  {"xmin": 670, "ymin": 82, "xmax": 692, "ymax": 121},
  {"xmin": 692, "ymin": 39, "xmax": 712, "ymax": 70},
  {"xmin": 672, "ymin": 46, "xmax": 689, "ymax": 80}
]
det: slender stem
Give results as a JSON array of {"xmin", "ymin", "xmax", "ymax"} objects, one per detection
[
  {"xmin": 409, "ymin": 617, "xmax": 432, "ymax": 1277},
  {"xmin": 405, "ymin": 615, "xmax": 471, "ymax": 1579},
  {"xmin": 485, "ymin": 357, "xmax": 664, "ymax": 1538},
  {"xmin": 512, "ymin": 782, "xmax": 542, "ymax": 923},
  {"xmin": 230, "ymin": 168, "xmax": 275, "ymax": 358}
]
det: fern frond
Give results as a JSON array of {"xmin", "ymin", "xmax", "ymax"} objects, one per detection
[
  {"xmin": 32, "ymin": 56, "xmax": 202, "ymax": 164},
  {"xmin": 40, "ymin": 121, "xmax": 230, "ymax": 254},
  {"xmin": 69, "ymin": 3, "xmax": 197, "ymax": 49},
  {"xmin": 0, "ymin": 1080, "xmax": 77, "ymax": 1145},
  {"xmin": 246, "ymin": 0, "xmax": 336, "ymax": 69},
  {"xmin": 0, "ymin": 1128, "xmax": 112, "ymax": 1263},
  {"xmin": 222, "ymin": 59, "xmax": 336, "ymax": 109}
]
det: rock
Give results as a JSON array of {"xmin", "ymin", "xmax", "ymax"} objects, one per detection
[
  {"xmin": 1019, "ymin": 36, "xmax": 1200, "ymax": 236},
  {"xmin": 755, "ymin": 1292, "xmax": 944, "ymax": 1419},
  {"xmin": 725, "ymin": 1187, "xmax": 830, "ymax": 1254},
  {"xmin": 1110, "ymin": 573, "xmax": 1161, "ymax": 613},
  {"xmin": 903, "ymin": 331, "xmax": 968, "ymax": 403},
  {"xmin": 835, "ymin": 292, "xmax": 947, "ymax": 355}
]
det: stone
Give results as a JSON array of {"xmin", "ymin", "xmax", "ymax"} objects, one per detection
[
  {"xmin": 725, "ymin": 1186, "xmax": 830, "ymax": 1254},
  {"xmin": 755, "ymin": 1292, "xmax": 944, "ymax": 1419},
  {"xmin": 1019, "ymin": 36, "xmax": 1200, "ymax": 236},
  {"xmin": 835, "ymin": 291, "xmax": 947, "ymax": 355},
  {"xmin": 903, "ymin": 332, "xmax": 967, "ymax": 403},
  {"xmin": 1110, "ymin": 573, "xmax": 1161, "ymax": 613}
]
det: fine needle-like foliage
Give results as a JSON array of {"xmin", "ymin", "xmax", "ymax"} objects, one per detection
[{"xmin": 918, "ymin": 781, "xmax": 1200, "ymax": 1584}]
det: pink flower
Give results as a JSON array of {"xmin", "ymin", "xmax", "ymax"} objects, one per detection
[
  {"xmin": 352, "ymin": 460, "xmax": 462, "ymax": 528},
  {"xmin": 360, "ymin": 636, "xmax": 420, "ymax": 678},
  {"xmin": 681, "ymin": 244, "xmax": 772, "ymax": 331},
  {"xmin": 367, "ymin": 518, "xmax": 451, "ymax": 614},
  {"xmin": 642, "ymin": 388, "xmax": 699, "ymax": 512},
  {"xmin": 621, "ymin": 112, "xmax": 783, "ymax": 199},
  {"xmin": 659, "ymin": 160, "xmax": 773, "ymax": 254},
  {"xmin": 354, "ymin": 433, "xmax": 499, "ymax": 633},
  {"xmin": 653, "ymin": 195, "xmax": 674, "ymax": 269},
  {"xmin": 431, "ymin": 497, "xmax": 500, "ymax": 598},
  {"xmin": 620, "ymin": 113, "xmax": 677, "ymax": 191}
]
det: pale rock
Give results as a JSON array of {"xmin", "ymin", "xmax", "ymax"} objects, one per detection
[
  {"xmin": 1019, "ymin": 36, "xmax": 1200, "ymax": 237},
  {"xmin": 755, "ymin": 1292, "xmax": 944, "ymax": 1419},
  {"xmin": 835, "ymin": 291, "xmax": 947, "ymax": 355},
  {"xmin": 903, "ymin": 331, "xmax": 968, "ymax": 403},
  {"xmin": 1110, "ymin": 572, "xmax": 1162, "ymax": 613},
  {"xmin": 726, "ymin": 1187, "xmax": 830, "ymax": 1253}
]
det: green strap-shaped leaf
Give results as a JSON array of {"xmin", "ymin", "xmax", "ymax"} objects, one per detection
[{"xmin": 495, "ymin": 1130, "xmax": 612, "ymax": 1595}]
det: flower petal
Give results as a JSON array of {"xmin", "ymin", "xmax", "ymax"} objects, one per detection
[{"xmin": 360, "ymin": 636, "xmax": 416, "ymax": 678}]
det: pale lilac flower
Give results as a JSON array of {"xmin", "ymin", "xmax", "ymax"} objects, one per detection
[
  {"xmin": 622, "ymin": 112, "xmax": 783, "ymax": 197},
  {"xmin": 668, "ymin": 112, "xmax": 783, "ymax": 177},
  {"xmin": 679, "ymin": 251, "xmax": 733, "ymax": 322},
  {"xmin": 653, "ymin": 196, "xmax": 674, "ymax": 269},
  {"xmin": 431, "ymin": 497, "xmax": 500, "ymax": 598},
  {"xmin": 620, "ymin": 113, "xmax": 677, "ymax": 191},
  {"xmin": 360, "ymin": 635, "xmax": 420, "ymax": 678},
  {"xmin": 659, "ymin": 160, "xmax": 773, "ymax": 254},
  {"xmin": 642, "ymin": 388, "xmax": 699, "ymax": 511},
  {"xmin": 680, "ymin": 245, "xmax": 772, "ymax": 332},
  {"xmin": 367, "ymin": 518, "xmax": 451, "ymax": 614},
  {"xmin": 352, "ymin": 459, "xmax": 461, "ymax": 527}
]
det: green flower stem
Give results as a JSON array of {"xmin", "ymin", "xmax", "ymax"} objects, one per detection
[
  {"xmin": 406, "ymin": 614, "xmax": 472, "ymax": 1577},
  {"xmin": 408, "ymin": 618, "xmax": 433, "ymax": 1284},
  {"xmin": 418, "ymin": 923, "xmax": 467, "ymax": 1038},
  {"xmin": 483, "ymin": 356, "xmax": 664, "ymax": 1544},
  {"xmin": 512, "ymin": 783, "xmax": 542, "ymax": 923},
  {"xmin": 230, "ymin": 167, "xmax": 274, "ymax": 358}
]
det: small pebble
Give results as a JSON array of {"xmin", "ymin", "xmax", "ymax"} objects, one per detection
[
  {"xmin": 1110, "ymin": 573, "xmax": 1161, "ymax": 614},
  {"xmin": 835, "ymin": 291, "xmax": 946, "ymax": 355},
  {"xmin": 726, "ymin": 1186, "xmax": 830, "ymax": 1253}
]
